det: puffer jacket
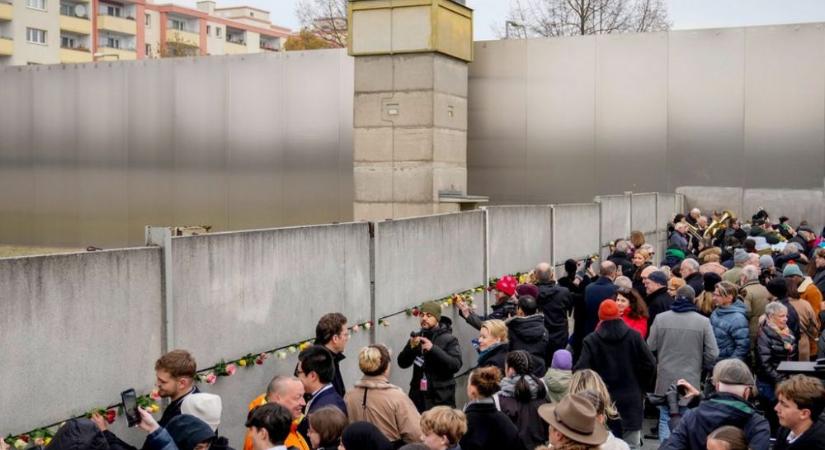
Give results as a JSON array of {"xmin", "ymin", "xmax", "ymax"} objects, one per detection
[
  {"xmin": 498, "ymin": 375, "xmax": 549, "ymax": 450},
  {"xmin": 543, "ymin": 368, "xmax": 571, "ymax": 403},
  {"xmin": 661, "ymin": 392, "xmax": 770, "ymax": 450},
  {"xmin": 398, "ymin": 317, "xmax": 463, "ymax": 412},
  {"xmin": 344, "ymin": 375, "xmax": 422, "ymax": 445},
  {"xmin": 535, "ymin": 281, "xmax": 571, "ymax": 360},
  {"xmin": 710, "ymin": 299, "xmax": 750, "ymax": 361},
  {"xmin": 755, "ymin": 321, "xmax": 797, "ymax": 385},
  {"xmin": 507, "ymin": 314, "xmax": 549, "ymax": 376}
]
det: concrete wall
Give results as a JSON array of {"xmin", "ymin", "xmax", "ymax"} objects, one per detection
[
  {"xmin": 0, "ymin": 248, "xmax": 163, "ymax": 435},
  {"xmin": 552, "ymin": 203, "xmax": 600, "ymax": 263},
  {"xmin": 676, "ymin": 186, "xmax": 825, "ymax": 232},
  {"xmin": 468, "ymin": 23, "xmax": 825, "ymax": 206},
  {"xmin": 485, "ymin": 205, "xmax": 553, "ymax": 277},
  {"xmin": 596, "ymin": 195, "xmax": 630, "ymax": 248}
]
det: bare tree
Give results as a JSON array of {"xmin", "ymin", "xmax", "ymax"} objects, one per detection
[
  {"xmin": 295, "ymin": 0, "xmax": 348, "ymax": 48},
  {"xmin": 505, "ymin": 0, "xmax": 670, "ymax": 38}
]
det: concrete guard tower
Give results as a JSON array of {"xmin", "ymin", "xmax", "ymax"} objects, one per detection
[{"xmin": 348, "ymin": 0, "xmax": 487, "ymax": 220}]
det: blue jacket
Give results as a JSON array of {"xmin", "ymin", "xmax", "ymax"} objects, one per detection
[
  {"xmin": 144, "ymin": 428, "xmax": 179, "ymax": 450},
  {"xmin": 710, "ymin": 299, "xmax": 750, "ymax": 361},
  {"xmin": 583, "ymin": 277, "xmax": 618, "ymax": 336},
  {"xmin": 662, "ymin": 392, "xmax": 770, "ymax": 450}
]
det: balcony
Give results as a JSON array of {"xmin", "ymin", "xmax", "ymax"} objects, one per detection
[
  {"xmin": 0, "ymin": 37, "xmax": 12, "ymax": 56},
  {"xmin": 96, "ymin": 46, "xmax": 136, "ymax": 60},
  {"xmin": 60, "ymin": 47, "xmax": 92, "ymax": 63},
  {"xmin": 98, "ymin": 15, "xmax": 136, "ymax": 35},
  {"xmin": 60, "ymin": 15, "xmax": 92, "ymax": 35},
  {"xmin": 166, "ymin": 29, "xmax": 199, "ymax": 48},
  {"xmin": 0, "ymin": 2, "xmax": 12, "ymax": 21},
  {"xmin": 224, "ymin": 41, "xmax": 246, "ymax": 54}
]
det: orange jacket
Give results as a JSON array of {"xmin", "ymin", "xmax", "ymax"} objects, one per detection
[{"xmin": 243, "ymin": 394, "xmax": 309, "ymax": 450}]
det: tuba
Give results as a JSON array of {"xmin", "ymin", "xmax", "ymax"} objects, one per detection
[{"xmin": 704, "ymin": 210, "xmax": 735, "ymax": 240}]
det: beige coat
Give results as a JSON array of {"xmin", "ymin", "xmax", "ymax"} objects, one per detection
[
  {"xmin": 344, "ymin": 375, "xmax": 422, "ymax": 444},
  {"xmin": 789, "ymin": 298, "xmax": 817, "ymax": 361},
  {"xmin": 740, "ymin": 281, "xmax": 771, "ymax": 350}
]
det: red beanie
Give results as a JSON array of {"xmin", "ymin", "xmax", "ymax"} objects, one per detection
[{"xmin": 598, "ymin": 300, "xmax": 621, "ymax": 321}]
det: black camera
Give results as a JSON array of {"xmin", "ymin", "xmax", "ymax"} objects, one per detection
[
  {"xmin": 646, "ymin": 383, "xmax": 691, "ymax": 417},
  {"xmin": 410, "ymin": 330, "xmax": 422, "ymax": 338}
]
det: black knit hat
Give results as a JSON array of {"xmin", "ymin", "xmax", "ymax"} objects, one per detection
[{"xmin": 166, "ymin": 415, "xmax": 216, "ymax": 450}]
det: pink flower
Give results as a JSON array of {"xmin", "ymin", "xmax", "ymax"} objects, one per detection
[
  {"xmin": 225, "ymin": 364, "xmax": 237, "ymax": 376},
  {"xmin": 205, "ymin": 373, "xmax": 217, "ymax": 384},
  {"xmin": 150, "ymin": 390, "xmax": 161, "ymax": 401}
]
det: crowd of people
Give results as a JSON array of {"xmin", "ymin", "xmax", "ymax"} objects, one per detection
[{"xmin": 6, "ymin": 208, "xmax": 825, "ymax": 450}]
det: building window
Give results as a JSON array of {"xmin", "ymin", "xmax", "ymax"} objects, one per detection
[
  {"xmin": 145, "ymin": 43, "xmax": 151, "ymax": 56},
  {"xmin": 61, "ymin": 36, "xmax": 75, "ymax": 48},
  {"xmin": 145, "ymin": 13, "xmax": 151, "ymax": 27},
  {"xmin": 169, "ymin": 18, "xmax": 185, "ymax": 31},
  {"xmin": 26, "ymin": 0, "xmax": 46, "ymax": 10},
  {"xmin": 107, "ymin": 36, "xmax": 120, "ymax": 48},
  {"xmin": 206, "ymin": 25, "xmax": 211, "ymax": 36},
  {"xmin": 216, "ymin": 27, "xmax": 222, "ymax": 38},
  {"xmin": 26, "ymin": 28, "xmax": 47, "ymax": 44},
  {"xmin": 106, "ymin": 5, "xmax": 121, "ymax": 17}
]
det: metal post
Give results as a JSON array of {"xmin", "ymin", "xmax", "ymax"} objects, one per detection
[
  {"xmin": 626, "ymin": 191, "xmax": 633, "ymax": 238},
  {"xmin": 145, "ymin": 226, "xmax": 175, "ymax": 353},
  {"xmin": 597, "ymin": 199, "xmax": 603, "ymax": 259},
  {"xmin": 482, "ymin": 207, "xmax": 490, "ymax": 316},
  {"xmin": 550, "ymin": 205, "xmax": 557, "ymax": 277},
  {"xmin": 368, "ymin": 222, "xmax": 377, "ymax": 345}
]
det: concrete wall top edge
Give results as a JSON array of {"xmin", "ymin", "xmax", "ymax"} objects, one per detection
[
  {"xmin": 169, "ymin": 220, "xmax": 370, "ymax": 241},
  {"xmin": 0, "ymin": 246, "xmax": 160, "ymax": 262}
]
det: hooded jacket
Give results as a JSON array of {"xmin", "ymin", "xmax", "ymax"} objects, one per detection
[
  {"xmin": 497, "ymin": 376, "xmax": 549, "ymax": 450},
  {"xmin": 398, "ymin": 317, "xmax": 463, "ymax": 412},
  {"xmin": 460, "ymin": 400, "xmax": 526, "ymax": 450},
  {"xmin": 574, "ymin": 319, "xmax": 656, "ymax": 432},
  {"xmin": 710, "ymin": 299, "xmax": 750, "ymax": 361},
  {"xmin": 343, "ymin": 375, "xmax": 422, "ymax": 445},
  {"xmin": 647, "ymin": 297, "xmax": 719, "ymax": 395},
  {"xmin": 535, "ymin": 281, "xmax": 572, "ymax": 359},
  {"xmin": 165, "ymin": 415, "xmax": 215, "ymax": 450},
  {"xmin": 506, "ymin": 314, "xmax": 549, "ymax": 376},
  {"xmin": 661, "ymin": 392, "xmax": 770, "ymax": 450},
  {"xmin": 543, "ymin": 368, "xmax": 571, "ymax": 404}
]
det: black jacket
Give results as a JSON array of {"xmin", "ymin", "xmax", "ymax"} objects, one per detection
[
  {"xmin": 535, "ymin": 281, "xmax": 571, "ymax": 359},
  {"xmin": 459, "ymin": 401, "xmax": 526, "ymax": 450},
  {"xmin": 331, "ymin": 351, "xmax": 346, "ymax": 397},
  {"xmin": 158, "ymin": 386, "xmax": 200, "ymax": 428},
  {"xmin": 755, "ymin": 321, "xmax": 798, "ymax": 385},
  {"xmin": 498, "ymin": 377, "xmax": 548, "ymax": 450},
  {"xmin": 774, "ymin": 419, "xmax": 825, "ymax": 450},
  {"xmin": 662, "ymin": 392, "xmax": 770, "ymax": 450},
  {"xmin": 632, "ymin": 262, "xmax": 652, "ymax": 295},
  {"xmin": 398, "ymin": 317, "xmax": 462, "ymax": 412},
  {"xmin": 461, "ymin": 299, "xmax": 517, "ymax": 330},
  {"xmin": 684, "ymin": 272, "xmax": 705, "ymax": 297},
  {"xmin": 574, "ymin": 319, "xmax": 656, "ymax": 432},
  {"xmin": 646, "ymin": 287, "xmax": 674, "ymax": 328},
  {"xmin": 584, "ymin": 277, "xmax": 619, "ymax": 337},
  {"xmin": 507, "ymin": 314, "xmax": 550, "ymax": 376},
  {"xmin": 50, "ymin": 420, "xmax": 110, "ymax": 450},
  {"xmin": 476, "ymin": 342, "xmax": 508, "ymax": 374},
  {"xmin": 608, "ymin": 251, "xmax": 634, "ymax": 278}
]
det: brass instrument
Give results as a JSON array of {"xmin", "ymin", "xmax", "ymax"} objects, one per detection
[
  {"xmin": 683, "ymin": 221, "xmax": 705, "ymax": 243},
  {"xmin": 704, "ymin": 210, "xmax": 736, "ymax": 240}
]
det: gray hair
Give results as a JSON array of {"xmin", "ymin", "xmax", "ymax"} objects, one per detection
[
  {"xmin": 681, "ymin": 258, "xmax": 700, "ymax": 272},
  {"xmin": 741, "ymin": 265, "xmax": 760, "ymax": 282},
  {"xmin": 658, "ymin": 266, "xmax": 672, "ymax": 280},
  {"xmin": 640, "ymin": 243, "xmax": 655, "ymax": 255},
  {"xmin": 615, "ymin": 240, "xmax": 629, "ymax": 253},
  {"xmin": 765, "ymin": 301, "xmax": 788, "ymax": 318},
  {"xmin": 783, "ymin": 242, "xmax": 801, "ymax": 255}
]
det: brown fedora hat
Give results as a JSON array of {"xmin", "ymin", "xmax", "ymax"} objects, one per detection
[{"xmin": 538, "ymin": 393, "xmax": 608, "ymax": 446}]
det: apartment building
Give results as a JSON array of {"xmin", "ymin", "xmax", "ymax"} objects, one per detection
[{"xmin": 0, "ymin": 0, "xmax": 290, "ymax": 66}]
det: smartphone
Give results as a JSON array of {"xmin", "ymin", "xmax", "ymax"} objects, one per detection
[{"xmin": 121, "ymin": 388, "xmax": 140, "ymax": 427}]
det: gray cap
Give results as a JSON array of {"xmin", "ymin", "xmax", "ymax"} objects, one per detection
[
  {"xmin": 614, "ymin": 276, "xmax": 633, "ymax": 294},
  {"xmin": 734, "ymin": 248, "xmax": 749, "ymax": 264},
  {"xmin": 759, "ymin": 255, "xmax": 775, "ymax": 270},
  {"xmin": 712, "ymin": 358, "xmax": 755, "ymax": 386},
  {"xmin": 675, "ymin": 285, "xmax": 695, "ymax": 302}
]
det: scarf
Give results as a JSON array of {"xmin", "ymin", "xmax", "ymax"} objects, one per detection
[{"xmin": 767, "ymin": 319, "xmax": 795, "ymax": 352}]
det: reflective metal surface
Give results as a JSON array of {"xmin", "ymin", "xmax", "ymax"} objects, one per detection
[
  {"xmin": 468, "ymin": 23, "xmax": 825, "ymax": 205},
  {"xmin": 0, "ymin": 50, "xmax": 355, "ymax": 247}
]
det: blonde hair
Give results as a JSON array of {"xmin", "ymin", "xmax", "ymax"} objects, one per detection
[
  {"xmin": 668, "ymin": 277, "xmax": 685, "ymax": 291},
  {"xmin": 358, "ymin": 345, "xmax": 391, "ymax": 377},
  {"xmin": 481, "ymin": 319, "xmax": 508, "ymax": 343},
  {"xmin": 634, "ymin": 249, "xmax": 650, "ymax": 262},
  {"xmin": 568, "ymin": 369, "xmax": 619, "ymax": 419},
  {"xmin": 420, "ymin": 406, "xmax": 467, "ymax": 445}
]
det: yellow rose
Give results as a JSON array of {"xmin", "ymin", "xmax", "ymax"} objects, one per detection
[{"xmin": 238, "ymin": 359, "xmax": 247, "ymax": 367}]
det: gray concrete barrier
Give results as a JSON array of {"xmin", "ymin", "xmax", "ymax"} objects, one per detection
[
  {"xmin": 485, "ymin": 205, "xmax": 553, "ymax": 277},
  {"xmin": 552, "ymin": 203, "xmax": 601, "ymax": 264}
]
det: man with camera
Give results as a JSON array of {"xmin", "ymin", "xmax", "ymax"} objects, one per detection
[
  {"xmin": 660, "ymin": 359, "xmax": 770, "ymax": 450},
  {"xmin": 398, "ymin": 301, "xmax": 463, "ymax": 412}
]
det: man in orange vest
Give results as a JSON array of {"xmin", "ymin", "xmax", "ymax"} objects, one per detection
[{"xmin": 244, "ymin": 375, "xmax": 309, "ymax": 450}]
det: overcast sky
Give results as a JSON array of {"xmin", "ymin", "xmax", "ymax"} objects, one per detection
[{"xmin": 179, "ymin": 0, "xmax": 825, "ymax": 40}]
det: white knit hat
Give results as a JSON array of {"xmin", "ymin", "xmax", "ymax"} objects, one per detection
[{"xmin": 181, "ymin": 393, "xmax": 222, "ymax": 432}]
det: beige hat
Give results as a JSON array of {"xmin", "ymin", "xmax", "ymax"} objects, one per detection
[
  {"xmin": 181, "ymin": 393, "xmax": 222, "ymax": 432},
  {"xmin": 538, "ymin": 393, "xmax": 608, "ymax": 446}
]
